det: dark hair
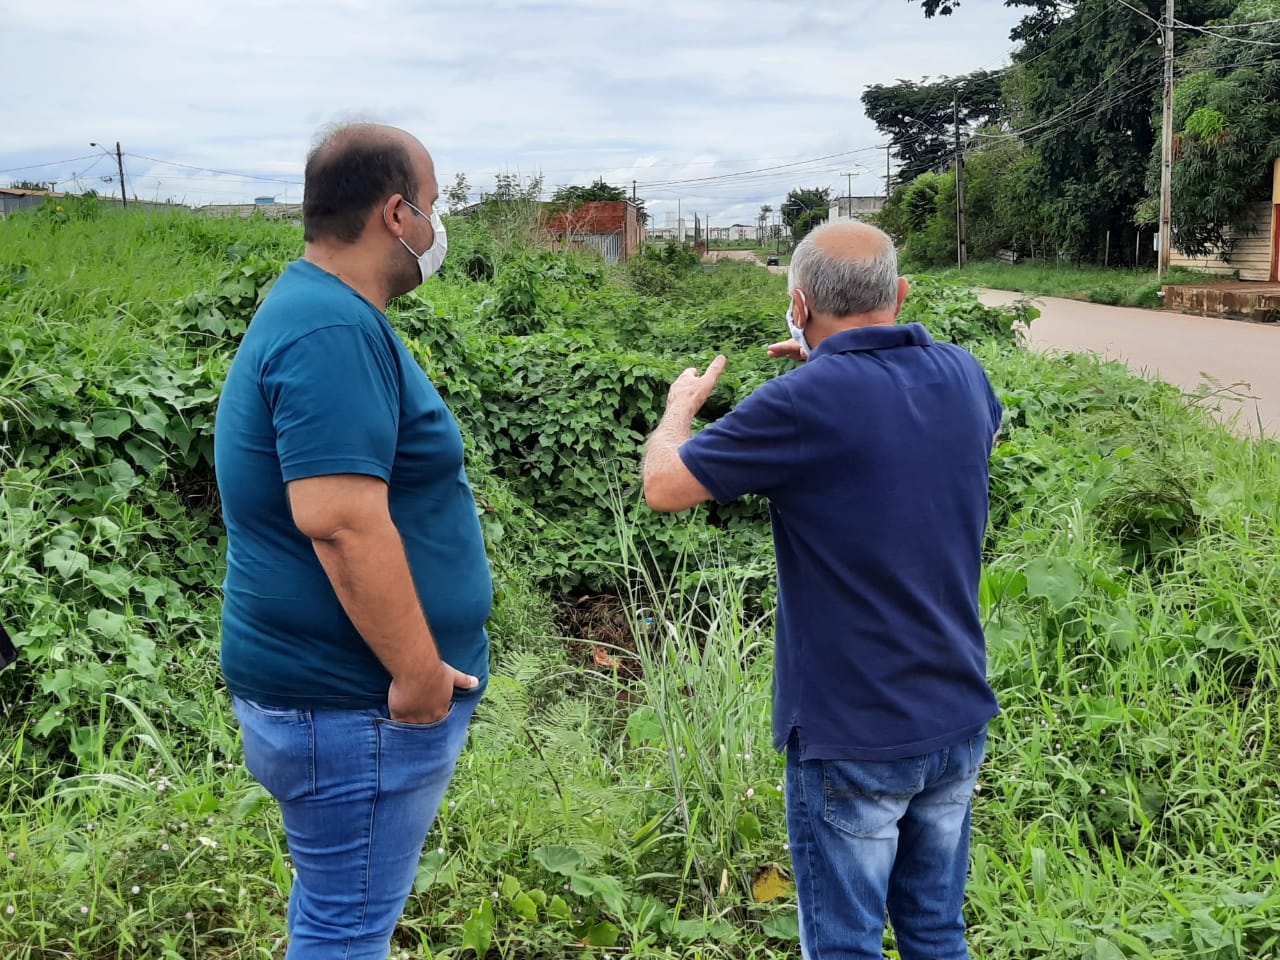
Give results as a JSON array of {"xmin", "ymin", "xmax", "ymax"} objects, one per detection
[{"xmin": 302, "ymin": 126, "xmax": 418, "ymax": 244}]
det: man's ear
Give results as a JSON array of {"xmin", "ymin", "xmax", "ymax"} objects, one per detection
[
  {"xmin": 790, "ymin": 288, "xmax": 808, "ymax": 328},
  {"xmin": 381, "ymin": 196, "xmax": 409, "ymax": 239},
  {"xmin": 893, "ymin": 277, "xmax": 910, "ymax": 318}
]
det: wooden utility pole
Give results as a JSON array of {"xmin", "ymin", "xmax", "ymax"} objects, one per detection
[
  {"xmin": 1158, "ymin": 0, "xmax": 1175, "ymax": 276},
  {"xmin": 954, "ymin": 92, "xmax": 967, "ymax": 268},
  {"xmin": 91, "ymin": 141, "xmax": 128, "ymax": 207},
  {"xmin": 115, "ymin": 142, "xmax": 128, "ymax": 208}
]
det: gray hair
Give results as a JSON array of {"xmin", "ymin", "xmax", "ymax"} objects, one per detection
[{"xmin": 787, "ymin": 222, "xmax": 900, "ymax": 316}]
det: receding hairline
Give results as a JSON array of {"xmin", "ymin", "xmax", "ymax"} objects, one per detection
[
  {"xmin": 806, "ymin": 221, "xmax": 895, "ymax": 263},
  {"xmin": 308, "ymin": 122, "xmax": 428, "ymax": 166}
]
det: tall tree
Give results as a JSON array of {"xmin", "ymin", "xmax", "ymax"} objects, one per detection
[
  {"xmin": 443, "ymin": 172, "xmax": 471, "ymax": 213},
  {"xmin": 902, "ymin": 0, "xmax": 1229, "ymax": 260},
  {"xmin": 861, "ymin": 70, "xmax": 1004, "ymax": 184},
  {"xmin": 551, "ymin": 178, "xmax": 626, "ymax": 203},
  {"xmin": 781, "ymin": 187, "xmax": 831, "ymax": 240},
  {"xmin": 551, "ymin": 178, "xmax": 647, "ymax": 224},
  {"xmin": 1154, "ymin": 1, "xmax": 1280, "ymax": 255}
]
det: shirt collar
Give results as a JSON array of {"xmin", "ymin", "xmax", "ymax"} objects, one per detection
[{"xmin": 808, "ymin": 322, "xmax": 933, "ymax": 360}]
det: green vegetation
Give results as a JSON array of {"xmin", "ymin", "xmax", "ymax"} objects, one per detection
[
  {"xmin": 940, "ymin": 261, "xmax": 1213, "ymax": 309},
  {"xmin": 2, "ymin": 200, "xmax": 1278, "ymax": 959},
  {"xmin": 878, "ymin": 0, "xmax": 1280, "ymax": 267}
]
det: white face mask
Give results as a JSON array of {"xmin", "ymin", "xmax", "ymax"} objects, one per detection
[
  {"xmin": 398, "ymin": 200, "xmax": 447, "ymax": 283},
  {"xmin": 786, "ymin": 289, "xmax": 811, "ymax": 357}
]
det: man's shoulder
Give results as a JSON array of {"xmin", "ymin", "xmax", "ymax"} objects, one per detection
[
  {"xmin": 259, "ymin": 262, "xmax": 377, "ymax": 322},
  {"xmin": 248, "ymin": 265, "xmax": 386, "ymax": 355}
]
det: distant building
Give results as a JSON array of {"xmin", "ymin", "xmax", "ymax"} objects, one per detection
[
  {"xmin": 1169, "ymin": 158, "xmax": 1280, "ymax": 282},
  {"xmin": 646, "ymin": 224, "xmax": 683, "ymax": 241},
  {"xmin": 0, "ymin": 187, "xmax": 67, "ymax": 217},
  {"xmin": 545, "ymin": 200, "xmax": 642, "ymax": 263},
  {"xmin": 828, "ymin": 196, "xmax": 885, "ymax": 223},
  {"xmin": 200, "ymin": 202, "xmax": 302, "ymax": 220},
  {"xmin": 0, "ymin": 186, "xmax": 183, "ymax": 217}
]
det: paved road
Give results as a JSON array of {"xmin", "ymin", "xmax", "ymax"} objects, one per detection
[{"xmin": 977, "ymin": 289, "xmax": 1280, "ymax": 437}]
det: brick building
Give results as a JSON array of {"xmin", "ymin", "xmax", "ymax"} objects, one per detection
[{"xmin": 545, "ymin": 200, "xmax": 642, "ymax": 264}]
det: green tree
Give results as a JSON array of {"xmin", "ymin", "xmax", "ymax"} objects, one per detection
[
  {"xmin": 443, "ymin": 172, "xmax": 472, "ymax": 213},
  {"xmin": 550, "ymin": 178, "xmax": 647, "ymax": 225},
  {"xmin": 903, "ymin": 0, "xmax": 1230, "ymax": 262},
  {"xmin": 781, "ymin": 187, "xmax": 831, "ymax": 240},
  {"xmin": 551, "ymin": 178, "xmax": 626, "ymax": 203},
  {"xmin": 479, "ymin": 172, "xmax": 546, "ymax": 254},
  {"xmin": 861, "ymin": 70, "xmax": 1004, "ymax": 184},
  {"xmin": 1151, "ymin": 0, "xmax": 1280, "ymax": 256}
]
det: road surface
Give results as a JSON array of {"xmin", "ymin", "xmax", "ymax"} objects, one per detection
[{"xmin": 977, "ymin": 289, "xmax": 1280, "ymax": 438}]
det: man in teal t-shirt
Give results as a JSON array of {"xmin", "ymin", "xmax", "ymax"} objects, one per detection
[{"xmin": 214, "ymin": 123, "xmax": 491, "ymax": 960}]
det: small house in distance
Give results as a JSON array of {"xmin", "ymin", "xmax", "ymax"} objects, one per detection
[
  {"xmin": 545, "ymin": 200, "xmax": 642, "ymax": 264},
  {"xmin": 1170, "ymin": 158, "xmax": 1280, "ymax": 282},
  {"xmin": 0, "ymin": 187, "xmax": 69, "ymax": 217}
]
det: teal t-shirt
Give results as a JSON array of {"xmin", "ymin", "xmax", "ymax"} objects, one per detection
[{"xmin": 214, "ymin": 259, "xmax": 492, "ymax": 708}]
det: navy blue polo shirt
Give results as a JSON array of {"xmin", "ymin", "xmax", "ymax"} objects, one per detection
[{"xmin": 679, "ymin": 323, "xmax": 1001, "ymax": 761}]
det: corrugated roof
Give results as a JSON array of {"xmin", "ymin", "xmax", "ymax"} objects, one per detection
[{"xmin": 0, "ymin": 187, "xmax": 68, "ymax": 198}]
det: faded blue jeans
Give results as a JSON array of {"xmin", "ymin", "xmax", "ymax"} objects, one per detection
[
  {"xmin": 231, "ymin": 693, "xmax": 478, "ymax": 960},
  {"xmin": 785, "ymin": 727, "xmax": 987, "ymax": 960}
]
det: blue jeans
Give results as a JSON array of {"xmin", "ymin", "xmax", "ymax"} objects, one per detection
[
  {"xmin": 785, "ymin": 727, "xmax": 987, "ymax": 960},
  {"xmin": 231, "ymin": 694, "xmax": 478, "ymax": 960}
]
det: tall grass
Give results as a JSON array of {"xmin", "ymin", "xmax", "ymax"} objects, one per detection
[
  {"xmin": 1, "ymin": 206, "xmax": 1277, "ymax": 958},
  {"xmin": 935, "ymin": 261, "xmax": 1213, "ymax": 309}
]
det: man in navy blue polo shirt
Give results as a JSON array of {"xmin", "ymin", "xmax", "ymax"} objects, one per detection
[{"xmin": 643, "ymin": 221, "xmax": 1001, "ymax": 960}]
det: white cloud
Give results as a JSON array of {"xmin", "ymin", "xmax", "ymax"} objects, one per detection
[{"xmin": 0, "ymin": 0, "xmax": 1021, "ymax": 220}]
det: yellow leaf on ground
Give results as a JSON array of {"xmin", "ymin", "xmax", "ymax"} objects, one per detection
[{"xmin": 751, "ymin": 863, "xmax": 792, "ymax": 903}]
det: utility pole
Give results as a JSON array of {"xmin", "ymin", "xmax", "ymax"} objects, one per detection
[
  {"xmin": 90, "ymin": 141, "xmax": 128, "ymax": 207},
  {"xmin": 632, "ymin": 179, "xmax": 637, "ymax": 202},
  {"xmin": 844, "ymin": 171, "xmax": 854, "ymax": 219},
  {"xmin": 953, "ymin": 92, "xmax": 967, "ymax": 269},
  {"xmin": 1158, "ymin": 0, "xmax": 1175, "ymax": 276},
  {"xmin": 116, "ymin": 142, "xmax": 127, "ymax": 208},
  {"xmin": 885, "ymin": 146, "xmax": 892, "ymax": 200}
]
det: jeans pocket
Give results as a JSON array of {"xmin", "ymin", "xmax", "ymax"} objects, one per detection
[
  {"xmin": 822, "ymin": 756, "xmax": 926, "ymax": 839},
  {"xmin": 376, "ymin": 701, "xmax": 455, "ymax": 732},
  {"xmin": 943, "ymin": 729, "xmax": 988, "ymax": 803},
  {"xmin": 231, "ymin": 696, "xmax": 315, "ymax": 802}
]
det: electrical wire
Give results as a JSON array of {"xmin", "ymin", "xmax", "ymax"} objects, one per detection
[
  {"xmin": 636, "ymin": 146, "xmax": 885, "ymax": 189},
  {"xmin": 1111, "ymin": 0, "xmax": 1162, "ymax": 29},
  {"xmin": 126, "ymin": 153, "xmax": 304, "ymax": 186},
  {"xmin": 1175, "ymin": 19, "xmax": 1280, "ymax": 46},
  {"xmin": 0, "ymin": 153, "xmax": 100, "ymax": 175}
]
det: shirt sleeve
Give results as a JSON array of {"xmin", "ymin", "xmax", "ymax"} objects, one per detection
[
  {"xmin": 260, "ymin": 324, "xmax": 400, "ymax": 483},
  {"xmin": 677, "ymin": 378, "xmax": 800, "ymax": 503},
  {"xmin": 983, "ymin": 373, "xmax": 1004, "ymax": 437}
]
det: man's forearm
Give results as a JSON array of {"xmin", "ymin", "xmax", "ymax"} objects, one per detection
[
  {"xmin": 310, "ymin": 522, "xmax": 440, "ymax": 683},
  {"xmin": 642, "ymin": 403, "xmax": 695, "ymax": 486}
]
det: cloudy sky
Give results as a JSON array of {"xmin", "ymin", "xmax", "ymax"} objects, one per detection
[{"xmin": 0, "ymin": 0, "xmax": 1023, "ymax": 227}]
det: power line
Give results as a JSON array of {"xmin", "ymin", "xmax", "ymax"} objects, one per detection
[
  {"xmin": 126, "ymin": 152, "xmax": 304, "ymax": 185},
  {"xmin": 1182, "ymin": 15, "xmax": 1280, "ymax": 31},
  {"xmin": 636, "ymin": 147, "xmax": 883, "ymax": 188},
  {"xmin": 1174, "ymin": 19, "xmax": 1280, "ymax": 46},
  {"xmin": 0, "ymin": 153, "xmax": 101, "ymax": 175},
  {"xmin": 1016, "ymin": 7, "xmax": 1114, "ymax": 67},
  {"xmin": 1111, "ymin": 0, "xmax": 1162, "ymax": 28},
  {"xmin": 971, "ymin": 32, "xmax": 1160, "ymax": 144}
]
